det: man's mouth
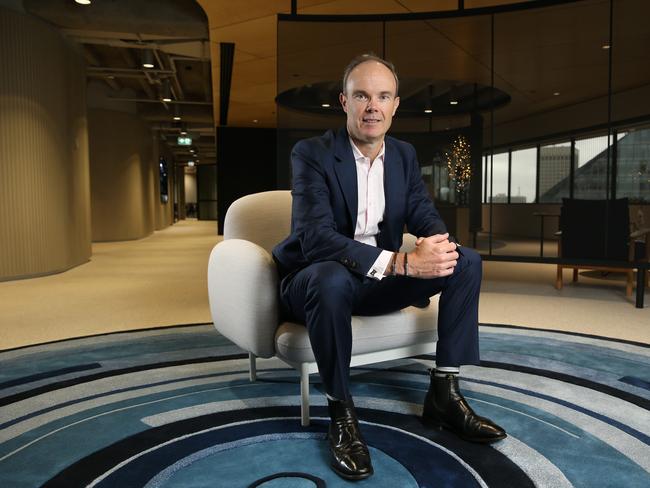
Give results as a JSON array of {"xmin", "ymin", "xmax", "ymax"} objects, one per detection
[{"xmin": 362, "ymin": 118, "xmax": 381, "ymax": 124}]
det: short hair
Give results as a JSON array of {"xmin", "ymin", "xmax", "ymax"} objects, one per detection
[{"xmin": 341, "ymin": 53, "xmax": 399, "ymax": 95}]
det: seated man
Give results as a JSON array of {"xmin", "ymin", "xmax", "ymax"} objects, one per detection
[{"xmin": 272, "ymin": 53, "xmax": 506, "ymax": 481}]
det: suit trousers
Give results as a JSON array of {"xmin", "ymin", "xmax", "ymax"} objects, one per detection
[{"xmin": 278, "ymin": 247, "xmax": 482, "ymax": 400}]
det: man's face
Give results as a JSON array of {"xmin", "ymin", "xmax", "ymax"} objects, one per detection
[{"xmin": 339, "ymin": 61, "xmax": 400, "ymax": 146}]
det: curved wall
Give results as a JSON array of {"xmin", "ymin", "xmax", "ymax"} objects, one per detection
[
  {"xmin": 88, "ymin": 109, "xmax": 158, "ymax": 241},
  {"xmin": 0, "ymin": 7, "xmax": 91, "ymax": 281}
]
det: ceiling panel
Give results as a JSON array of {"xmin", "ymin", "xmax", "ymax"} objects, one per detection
[
  {"xmin": 196, "ymin": 0, "xmax": 650, "ymax": 143},
  {"xmin": 210, "ymin": 16, "xmax": 278, "ymax": 58}
]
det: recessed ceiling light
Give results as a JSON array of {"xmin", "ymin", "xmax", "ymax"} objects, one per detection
[
  {"xmin": 321, "ymin": 103, "xmax": 330, "ymax": 108},
  {"xmin": 553, "ymin": 92, "xmax": 560, "ymax": 96},
  {"xmin": 602, "ymin": 43, "xmax": 611, "ymax": 50},
  {"xmin": 424, "ymin": 109, "xmax": 433, "ymax": 114},
  {"xmin": 180, "ymin": 130, "xmax": 187, "ymax": 135},
  {"xmin": 449, "ymin": 100, "xmax": 458, "ymax": 105},
  {"xmin": 252, "ymin": 119, "xmax": 258, "ymax": 123},
  {"xmin": 173, "ymin": 116, "xmax": 181, "ymax": 121},
  {"xmin": 75, "ymin": 0, "xmax": 91, "ymax": 4},
  {"xmin": 187, "ymin": 161, "xmax": 195, "ymax": 167}
]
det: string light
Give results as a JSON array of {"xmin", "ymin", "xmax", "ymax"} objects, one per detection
[{"xmin": 446, "ymin": 135, "xmax": 472, "ymax": 195}]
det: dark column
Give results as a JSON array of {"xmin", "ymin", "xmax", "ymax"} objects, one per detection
[{"xmin": 216, "ymin": 127, "xmax": 277, "ymax": 234}]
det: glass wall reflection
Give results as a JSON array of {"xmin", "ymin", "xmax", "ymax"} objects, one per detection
[{"xmin": 277, "ymin": 0, "xmax": 650, "ymax": 261}]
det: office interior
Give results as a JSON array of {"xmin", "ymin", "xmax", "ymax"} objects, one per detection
[{"xmin": 1, "ymin": 0, "xmax": 649, "ymax": 353}]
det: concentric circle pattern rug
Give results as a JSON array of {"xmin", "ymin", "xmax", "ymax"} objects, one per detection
[{"xmin": 1, "ymin": 324, "xmax": 649, "ymax": 488}]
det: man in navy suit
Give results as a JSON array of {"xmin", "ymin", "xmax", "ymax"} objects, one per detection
[{"xmin": 273, "ymin": 54, "xmax": 506, "ymax": 481}]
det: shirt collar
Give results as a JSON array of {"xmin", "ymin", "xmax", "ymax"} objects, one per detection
[{"xmin": 349, "ymin": 138, "xmax": 385, "ymax": 163}]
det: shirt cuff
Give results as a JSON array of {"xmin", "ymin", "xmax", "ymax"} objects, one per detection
[{"xmin": 366, "ymin": 250, "xmax": 395, "ymax": 280}]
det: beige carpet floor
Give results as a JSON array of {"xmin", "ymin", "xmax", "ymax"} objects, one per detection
[{"xmin": 0, "ymin": 219, "xmax": 648, "ymax": 350}]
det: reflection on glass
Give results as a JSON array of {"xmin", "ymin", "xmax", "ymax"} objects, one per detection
[
  {"xmin": 430, "ymin": 161, "xmax": 454, "ymax": 204},
  {"xmin": 616, "ymin": 127, "xmax": 650, "ymax": 203},
  {"xmin": 510, "ymin": 147, "xmax": 536, "ymax": 203},
  {"xmin": 539, "ymin": 141, "xmax": 573, "ymax": 203},
  {"xmin": 488, "ymin": 152, "xmax": 508, "ymax": 202},
  {"xmin": 482, "ymin": 153, "xmax": 489, "ymax": 203},
  {"xmin": 274, "ymin": 0, "xmax": 646, "ymax": 261},
  {"xmin": 574, "ymin": 134, "xmax": 610, "ymax": 200}
]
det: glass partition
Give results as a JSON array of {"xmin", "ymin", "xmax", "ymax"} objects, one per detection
[
  {"xmin": 616, "ymin": 126, "xmax": 650, "ymax": 203},
  {"xmin": 277, "ymin": 0, "xmax": 650, "ymax": 262},
  {"xmin": 574, "ymin": 133, "xmax": 611, "ymax": 200},
  {"xmin": 510, "ymin": 147, "xmax": 536, "ymax": 204},
  {"xmin": 539, "ymin": 141, "xmax": 573, "ymax": 203}
]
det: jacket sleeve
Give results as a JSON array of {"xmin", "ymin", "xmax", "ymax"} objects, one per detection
[
  {"xmin": 290, "ymin": 141, "xmax": 382, "ymax": 276},
  {"xmin": 403, "ymin": 144, "xmax": 449, "ymax": 238}
]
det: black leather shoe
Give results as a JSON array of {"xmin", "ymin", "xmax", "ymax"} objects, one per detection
[
  {"xmin": 327, "ymin": 398, "xmax": 374, "ymax": 480},
  {"xmin": 422, "ymin": 372, "xmax": 507, "ymax": 444}
]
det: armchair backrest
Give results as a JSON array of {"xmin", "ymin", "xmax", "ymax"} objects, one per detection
[
  {"xmin": 223, "ymin": 190, "xmax": 292, "ymax": 253},
  {"xmin": 560, "ymin": 198, "xmax": 630, "ymax": 261}
]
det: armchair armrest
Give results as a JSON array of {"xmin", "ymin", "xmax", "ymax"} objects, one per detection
[{"xmin": 207, "ymin": 239, "xmax": 279, "ymax": 358}]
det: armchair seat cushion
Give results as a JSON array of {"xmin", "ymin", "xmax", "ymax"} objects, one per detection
[{"xmin": 275, "ymin": 299, "xmax": 439, "ymax": 364}]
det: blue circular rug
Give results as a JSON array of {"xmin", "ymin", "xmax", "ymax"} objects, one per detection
[{"xmin": 0, "ymin": 324, "xmax": 649, "ymax": 487}]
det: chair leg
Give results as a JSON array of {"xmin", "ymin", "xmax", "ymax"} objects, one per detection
[
  {"xmin": 300, "ymin": 363, "xmax": 310, "ymax": 427},
  {"xmin": 249, "ymin": 352, "xmax": 257, "ymax": 382},
  {"xmin": 556, "ymin": 265, "xmax": 563, "ymax": 290}
]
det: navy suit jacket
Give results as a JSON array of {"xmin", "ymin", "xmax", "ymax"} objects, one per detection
[{"xmin": 272, "ymin": 127, "xmax": 449, "ymax": 280}]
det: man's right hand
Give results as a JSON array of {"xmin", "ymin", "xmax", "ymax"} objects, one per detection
[{"xmin": 405, "ymin": 233, "xmax": 458, "ymax": 279}]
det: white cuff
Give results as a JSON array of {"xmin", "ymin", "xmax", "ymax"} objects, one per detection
[{"xmin": 366, "ymin": 250, "xmax": 394, "ymax": 280}]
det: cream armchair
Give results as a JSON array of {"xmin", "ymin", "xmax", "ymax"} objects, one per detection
[{"xmin": 207, "ymin": 190, "xmax": 439, "ymax": 426}]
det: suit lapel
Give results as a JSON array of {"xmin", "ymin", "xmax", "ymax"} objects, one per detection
[
  {"xmin": 383, "ymin": 138, "xmax": 403, "ymax": 224},
  {"xmin": 380, "ymin": 138, "xmax": 405, "ymax": 249},
  {"xmin": 333, "ymin": 128, "xmax": 358, "ymax": 228}
]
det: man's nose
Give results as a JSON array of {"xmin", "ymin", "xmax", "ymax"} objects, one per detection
[{"xmin": 365, "ymin": 98, "xmax": 378, "ymax": 111}]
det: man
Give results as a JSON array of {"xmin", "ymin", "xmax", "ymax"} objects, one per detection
[{"xmin": 273, "ymin": 53, "xmax": 506, "ymax": 481}]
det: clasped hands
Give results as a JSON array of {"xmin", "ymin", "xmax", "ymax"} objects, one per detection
[{"xmin": 395, "ymin": 233, "xmax": 458, "ymax": 279}]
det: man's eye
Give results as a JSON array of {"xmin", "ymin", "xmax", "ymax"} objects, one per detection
[{"xmin": 354, "ymin": 94, "xmax": 367, "ymax": 101}]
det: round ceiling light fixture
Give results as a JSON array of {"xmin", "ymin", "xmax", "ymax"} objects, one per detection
[{"xmin": 277, "ymin": 79, "xmax": 510, "ymax": 117}]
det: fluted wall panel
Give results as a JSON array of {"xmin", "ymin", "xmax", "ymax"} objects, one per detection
[
  {"xmin": 0, "ymin": 7, "xmax": 91, "ymax": 280},
  {"xmin": 89, "ymin": 109, "xmax": 157, "ymax": 241}
]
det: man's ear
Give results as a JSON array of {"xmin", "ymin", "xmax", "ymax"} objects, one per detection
[
  {"xmin": 339, "ymin": 92, "xmax": 348, "ymax": 113},
  {"xmin": 392, "ymin": 96, "xmax": 400, "ymax": 116}
]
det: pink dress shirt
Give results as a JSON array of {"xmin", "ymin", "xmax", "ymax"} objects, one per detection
[{"xmin": 350, "ymin": 140, "xmax": 394, "ymax": 280}]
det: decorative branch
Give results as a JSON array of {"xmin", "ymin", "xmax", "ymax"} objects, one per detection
[{"xmin": 446, "ymin": 135, "xmax": 472, "ymax": 192}]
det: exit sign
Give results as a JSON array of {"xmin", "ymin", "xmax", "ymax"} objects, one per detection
[{"xmin": 177, "ymin": 136, "xmax": 192, "ymax": 146}]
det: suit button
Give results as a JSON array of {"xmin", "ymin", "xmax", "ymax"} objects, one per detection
[
  {"xmin": 350, "ymin": 261, "xmax": 357, "ymax": 269},
  {"xmin": 341, "ymin": 258, "xmax": 350, "ymax": 265}
]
